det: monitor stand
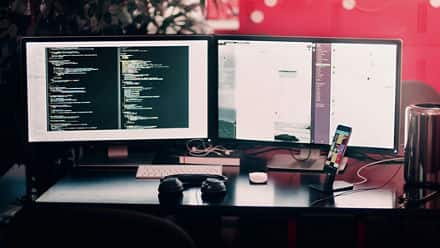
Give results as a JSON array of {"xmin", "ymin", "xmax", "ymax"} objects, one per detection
[
  {"xmin": 266, "ymin": 148, "xmax": 325, "ymax": 172},
  {"xmin": 107, "ymin": 145, "xmax": 129, "ymax": 160},
  {"xmin": 309, "ymin": 166, "xmax": 354, "ymax": 193},
  {"xmin": 75, "ymin": 144, "xmax": 155, "ymax": 167}
]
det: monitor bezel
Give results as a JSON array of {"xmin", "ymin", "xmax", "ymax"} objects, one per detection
[
  {"xmin": 19, "ymin": 35, "xmax": 216, "ymax": 146},
  {"xmin": 213, "ymin": 34, "xmax": 402, "ymax": 154}
]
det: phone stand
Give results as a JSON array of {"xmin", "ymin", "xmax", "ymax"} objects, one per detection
[{"xmin": 309, "ymin": 165, "xmax": 354, "ymax": 193}]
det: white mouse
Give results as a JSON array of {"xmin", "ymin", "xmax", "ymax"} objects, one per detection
[{"xmin": 248, "ymin": 172, "xmax": 268, "ymax": 184}]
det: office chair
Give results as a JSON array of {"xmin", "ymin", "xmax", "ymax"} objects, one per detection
[{"xmin": 5, "ymin": 205, "xmax": 197, "ymax": 248}]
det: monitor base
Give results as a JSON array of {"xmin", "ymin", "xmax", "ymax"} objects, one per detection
[
  {"xmin": 309, "ymin": 165, "xmax": 354, "ymax": 193},
  {"xmin": 266, "ymin": 148, "xmax": 325, "ymax": 172},
  {"xmin": 107, "ymin": 145, "xmax": 128, "ymax": 159}
]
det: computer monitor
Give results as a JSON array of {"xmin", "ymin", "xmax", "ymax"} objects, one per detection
[
  {"xmin": 217, "ymin": 35, "xmax": 401, "ymax": 154},
  {"xmin": 21, "ymin": 35, "xmax": 212, "ymax": 144}
]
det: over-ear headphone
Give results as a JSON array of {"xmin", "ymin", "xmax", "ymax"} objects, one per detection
[{"xmin": 158, "ymin": 174, "xmax": 227, "ymax": 203}]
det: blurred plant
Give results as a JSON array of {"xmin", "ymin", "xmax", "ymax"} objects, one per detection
[
  {"xmin": 129, "ymin": 0, "xmax": 211, "ymax": 34},
  {"xmin": 30, "ymin": 0, "xmax": 212, "ymax": 36}
]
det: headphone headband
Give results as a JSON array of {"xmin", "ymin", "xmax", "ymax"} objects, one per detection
[{"xmin": 161, "ymin": 174, "xmax": 228, "ymax": 187}]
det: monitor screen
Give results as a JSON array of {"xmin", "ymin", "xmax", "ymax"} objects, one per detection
[
  {"xmin": 22, "ymin": 36, "xmax": 210, "ymax": 143},
  {"xmin": 217, "ymin": 36, "xmax": 401, "ymax": 152}
]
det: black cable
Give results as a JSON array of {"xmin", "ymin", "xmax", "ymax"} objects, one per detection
[
  {"xmin": 244, "ymin": 146, "xmax": 317, "ymax": 162},
  {"xmin": 348, "ymin": 150, "xmax": 399, "ymax": 162},
  {"xmin": 243, "ymin": 146, "xmax": 287, "ymax": 156},
  {"xmin": 310, "ymin": 164, "xmax": 402, "ymax": 206},
  {"xmin": 399, "ymin": 189, "xmax": 440, "ymax": 208}
]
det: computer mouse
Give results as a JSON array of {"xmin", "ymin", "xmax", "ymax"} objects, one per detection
[
  {"xmin": 249, "ymin": 172, "xmax": 268, "ymax": 184},
  {"xmin": 158, "ymin": 177, "xmax": 184, "ymax": 194}
]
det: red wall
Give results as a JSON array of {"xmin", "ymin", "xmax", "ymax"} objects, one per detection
[{"xmin": 234, "ymin": 0, "xmax": 440, "ymax": 94}]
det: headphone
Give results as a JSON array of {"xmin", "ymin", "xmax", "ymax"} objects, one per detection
[{"xmin": 158, "ymin": 174, "xmax": 228, "ymax": 203}]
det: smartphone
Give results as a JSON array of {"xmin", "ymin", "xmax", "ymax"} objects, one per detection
[{"xmin": 325, "ymin": 124, "xmax": 352, "ymax": 169}]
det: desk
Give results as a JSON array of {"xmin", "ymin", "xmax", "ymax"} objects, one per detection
[
  {"xmin": 35, "ymin": 160, "xmax": 440, "ymax": 248},
  {"xmin": 36, "ymin": 166, "xmax": 397, "ymax": 212},
  {"xmin": 34, "ymin": 160, "xmax": 406, "ymax": 248}
]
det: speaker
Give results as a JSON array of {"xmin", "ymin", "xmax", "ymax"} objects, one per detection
[{"xmin": 405, "ymin": 103, "xmax": 440, "ymax": 188}]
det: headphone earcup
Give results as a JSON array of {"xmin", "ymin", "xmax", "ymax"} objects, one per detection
[
  {"xmin": 158, "ymin": 176, "xmax": 227, "ymax": 204},
  {"xmin": 201, "ymin": 178, "xmax": 227, "ymax": 200},
  {"xmin": 158, "ymin": 177, "xmax": 184, "ymax": 205},
  {"xmin": 158, "ymin": 177, "xmax": 184, "ymax": 194}
]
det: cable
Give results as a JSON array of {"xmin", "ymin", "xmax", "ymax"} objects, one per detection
[
  {"xmin": 185, "ymin": 139, "xmax": 234, "ymax": 157},
  {"xmin": 244, "ymin": 146, "xmax": 318, "ymax": 162},
  {"xmin": 348, "ymin": 149, "xmax": 400, "ymax": 162},
  {"xmin": 353, "ymin": 157, "xmax": 404, "ymax": 185},
  {"xmin": 311, "ymin": 163, "xmax": 402, "ymax": 206},
  {"xmin": 399, "ymin": 190, "xmax": 440, "ymax": 208},
  {"xmin": 288, "ymin": 147, "xmax": 312, "ymax": 161},
  {"xmin": 243, "ymin": 146, "xmax": 285, "ymax": 156}
]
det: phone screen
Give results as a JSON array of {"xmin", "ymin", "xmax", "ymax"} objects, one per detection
[{"xmin": 325, "ymin": 125, "xmax": 352, "ymax": 168}]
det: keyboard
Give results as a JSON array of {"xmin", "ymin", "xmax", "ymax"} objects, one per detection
[{"xmin": 136, "ymin": 164, "xmax": 223, "ymax": 179}]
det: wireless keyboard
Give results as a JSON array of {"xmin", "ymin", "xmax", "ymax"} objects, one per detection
[{"xmin": 136, "ymin": 164, "xmax": 223, "ymax": 179}]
